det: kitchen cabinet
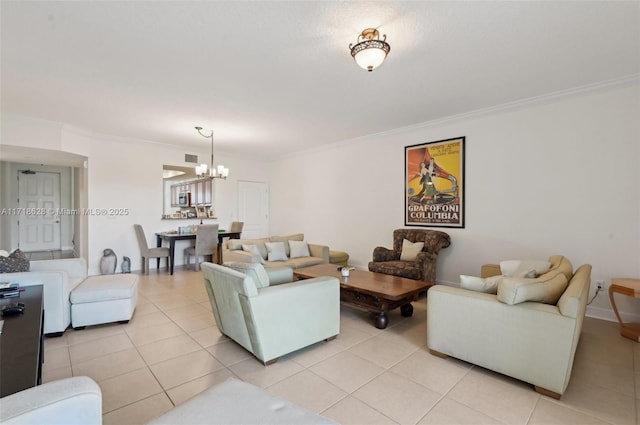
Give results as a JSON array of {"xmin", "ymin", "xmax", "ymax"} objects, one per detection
[{"xmin": 170, "ymin": 178, "xmax": 213, "ymax": 207}]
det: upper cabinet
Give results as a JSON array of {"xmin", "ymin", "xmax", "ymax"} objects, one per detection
[{"xmin": 170, "ymin": 178, "xmax": 213, "ymax": 206}]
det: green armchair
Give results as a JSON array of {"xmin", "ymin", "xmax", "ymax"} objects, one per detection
[{"xmin": 201, "ymin": 262, "xmax": 340, "ymax": 365}]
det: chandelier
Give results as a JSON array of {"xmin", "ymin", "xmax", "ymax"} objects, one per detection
[
  {"xmin": 194, "ymin": 126, "xmax": 229, "ymax": 180},
  {"xmin": 349, "ymin": 28, "xmax": 390, "ymax": 72}
]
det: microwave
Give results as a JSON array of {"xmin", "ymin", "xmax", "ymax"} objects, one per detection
[{"xmin": 178, "ymin": 192, "xmax": 191, "ymax": 207}]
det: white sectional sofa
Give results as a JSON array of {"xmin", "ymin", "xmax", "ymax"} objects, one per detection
[
  {"xmin": 1, "ymin": 258, "xmax": 87, "ymax": 335},
  {"xmin": 0, "ymin": 377, "xmax": 337, "ymax": 425},
  {"xmin": 223, "ymin": 233, "xmax": 329, "ymax": 269}
]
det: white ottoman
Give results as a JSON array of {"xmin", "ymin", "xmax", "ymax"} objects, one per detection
[{"xmin": 70, "ymin": 274, "xmax": 138, "ymax": 329}]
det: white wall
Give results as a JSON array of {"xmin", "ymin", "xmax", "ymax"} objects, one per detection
[
  {"xmin": 269, "ymin": 82, "xmax": 640, "ymax": 321},
  {"xmin": 59, "ymin": 126, "xmax": 269, "ymax": 274}
]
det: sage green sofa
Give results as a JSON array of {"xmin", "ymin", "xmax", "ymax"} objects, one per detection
[
  {"xmin": 201, "ymin": 262, "xmax": 339, "ymax": 364},
  {"xmin": 427, "ymin": 255, "xmax": 591, "ymax": 399}
]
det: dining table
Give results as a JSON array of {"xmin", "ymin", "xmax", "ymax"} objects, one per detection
[{"xmin": 155, "ymin": 230, "xmax": 241, "ymax": 275}]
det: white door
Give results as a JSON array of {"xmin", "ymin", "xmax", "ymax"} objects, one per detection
[
  {"xmin": 18, "ymin": 171, "xmax": 61, "ymax": 251},
  {"xmin": 238, "ymin": 181, "xmax": 269, "ymax": 238}
]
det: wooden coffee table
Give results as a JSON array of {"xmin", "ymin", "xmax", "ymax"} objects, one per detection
[{"xmin": 293, "ymin": 264, "xmax": 432, "ymax": 329}]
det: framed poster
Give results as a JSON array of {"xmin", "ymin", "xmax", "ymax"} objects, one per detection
[{"xmin": 405, "ymin": 136, "xmax": 465, "ymax": 228}]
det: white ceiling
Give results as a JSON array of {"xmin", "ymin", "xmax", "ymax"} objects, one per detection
[{"xmin": 1, "ymin": 1, "xmax": 639, "ymax": 160}]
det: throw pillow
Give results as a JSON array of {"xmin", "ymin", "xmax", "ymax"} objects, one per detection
[
  {"xmin": 225, "ymin": 262, "xmax": 270, "ymax": 288},
  {"xmin": 460, "ymin": 275, "xmax": 503, "ymax": 294},
  {"xmin": 499, "ymin": 260, "xmax": 551, "ymax": 277},
  {"xmin": 497, "ymin": 272, "xmax": 569, "ymax": 305},
  {"xmin": 0, "ymin": 250, "xmax": 9, "ymax": 257},
  {"xmin": 242, "ymin": 244, "xmax": 265, "ymax": 264},
  {"xmin": 270, "ymin": 234, "xmax": 304, "ymax": 257},
  {"xmin": 0, "ymin": 249, "xmax": 30, "ymax": 273},
  {"xmin": 400, "ymin": 239, "xmax": 424, "ymax": 261},
  {"xmin": 289, "ymin": 240, "xmax": 310, "ymax": 259},
  {"xmin": 265, "ymin": 242, "xmax": 287, "ymax": 262}
]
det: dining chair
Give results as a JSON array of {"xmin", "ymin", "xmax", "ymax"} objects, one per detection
[
  {"xmin": 185, "ymin": 224, "xmax": 219, "ymax": 270},
  {"xmin": 230, "ymin": 221, "xmax": 244, "ymax": 234},
  {"xmin": 134, "ymin": 224, "xmax": 170, "ymax": 274}
]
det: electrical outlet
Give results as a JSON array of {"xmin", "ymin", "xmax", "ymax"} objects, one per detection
[{"xmin": 597, "ymin": 280, "xmax": 604, "ymax": 290}]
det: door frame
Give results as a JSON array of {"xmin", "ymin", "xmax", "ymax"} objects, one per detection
[{"xmin": 18, "ymin": 170, "xmax": 62, "ymax": 252}]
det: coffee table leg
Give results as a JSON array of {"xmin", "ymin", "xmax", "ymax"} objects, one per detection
[
  {"xmin": 400, "ymin": 303, "xmax": 414, "ymax": 317},
  {"xmin": 375, "ymin": 312, "xmax": 388, "ymax": 329}
]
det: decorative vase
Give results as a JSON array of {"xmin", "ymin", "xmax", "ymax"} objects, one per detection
[
  {"xmin": 100, "ymin": 249, "xmax": 117, "ymax": 274},
  {"xmin": 121, "ymin": 256, "xmax": 131, "ymax": 273}
]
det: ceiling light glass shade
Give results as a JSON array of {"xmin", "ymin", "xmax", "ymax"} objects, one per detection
[
  {"xmin": 216, "ymin": 165, "xmax": 230, "ymax": 178},
  {"xmin": 195, "ymin": 164, "xmax": 208, "ymax": 177},
  {"xmin": 349, "ymin": 28, "xmax": 390, "ymax": 72}
]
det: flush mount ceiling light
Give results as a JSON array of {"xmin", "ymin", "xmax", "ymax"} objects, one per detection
[
  {"xmin": 194, "ymin": 126, "xmax": 229, "ymax": 180},
  {"xmin": 349, "ymin": 28, "xmax": 390, "ymax": 72}
]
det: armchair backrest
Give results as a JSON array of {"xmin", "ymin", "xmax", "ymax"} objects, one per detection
[
  {"xmin": 392, "ymin": 229, "xmax": 451, "ymax": 255},
  {"xmin": 200, "ymin": 262, "xmax": 258, "ymax": 353}
]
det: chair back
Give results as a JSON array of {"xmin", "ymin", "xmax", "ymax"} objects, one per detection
[
  {"xmin": 230, "ymin": 221, "xmax": 244, "ymax": 233},
  {"xmin": 134, "ymin": 224, "xmax": 149, "ymax": 256},
  {"xmin": 194, "ymin": 224, "xmax": 219, "ymax": 256},
  {"xmin": 201, "ymin": 262, "xmax": 257, "ymax": 353},
  {"xmin": 392, "ymin": 228, "xmax": 451, "ymax": 254}
]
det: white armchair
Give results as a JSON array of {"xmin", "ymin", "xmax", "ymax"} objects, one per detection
[
  {"xmin": 0, "ymin": 376, "xmax": 102, "ymax": 425},
  {"xmin": 201, "ymin": 262, "xmax": 340, "ymax": 364},
  {"xmin": 427, "ymin": 256, "xmax": 591, "ymax": 398},
  {"xmin": 1, "ymin": 258, "xmax": 87, "ymax": 335}
]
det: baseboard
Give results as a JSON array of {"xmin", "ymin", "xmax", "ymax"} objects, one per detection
[
  {"xmin": 586, "ymin": 304, "xmax": 640, "ymax": 323},
  {"xmin": 585, "ymin": 305, "xmax": 617, "ymax": 322}
]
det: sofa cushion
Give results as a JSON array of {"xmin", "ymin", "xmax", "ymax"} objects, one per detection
[
  {"xmin": 265, "ymin": 242, "xmax": 288, "ymax": 262},
  {"xmin": 0, "ymin": 249, "xmax": 30, "ymax": 273},
  {"xmin": 499, "ymin": 259, "xmax": 551, "ymax": 277},
  {"xmin": 70, "ymin": 274, "xmax": 138, "ymax": 304},
  {"xmin": 284, "ymin": 256, "xmax": 325, "ymax": 269},
  {"xmin": 400, "ymin": 239, "xmax": 424, "ymax": 261},
  {"xmin": 497, "ymin": 272, "xmax": 569, "ymax": 305},
  {"xmin": 289, "ymin": 241, "xmax": 310, "ymax": 259},
  {"xmin": 148, "ymin": 378, "xmax": 337, "ymax": 425},
  {"xmin": 460, "ymin": 274, "xmax": 503, "ymax": 294},
  {"xmin": 230, "ymin": 238, "xmax": 269, "ymax": 259},
  {"xmin": 242, "ymin": 244, "xmax": 265, "ymax": 264},
  {"xmin": 225, "ymin": 262, "xmax": 270, "ymax": 288}
]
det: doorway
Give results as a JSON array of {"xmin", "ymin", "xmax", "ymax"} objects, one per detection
[
  {"xmin": 238, "ymin": 181, "xmax": 269, "ymax": 238},
  {"xmin": 18, "ymin": 170, "xmax": 62, "ymax": 252}
]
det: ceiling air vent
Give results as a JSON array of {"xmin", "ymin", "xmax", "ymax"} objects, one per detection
[{"xmin": 184, "ymin": 154, "xmax": 198, "ymax": 164}]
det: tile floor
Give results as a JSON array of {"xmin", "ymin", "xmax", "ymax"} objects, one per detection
[{"xmin": 42, "ymin": 267, "xmax": 639, "ymax": 425}]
